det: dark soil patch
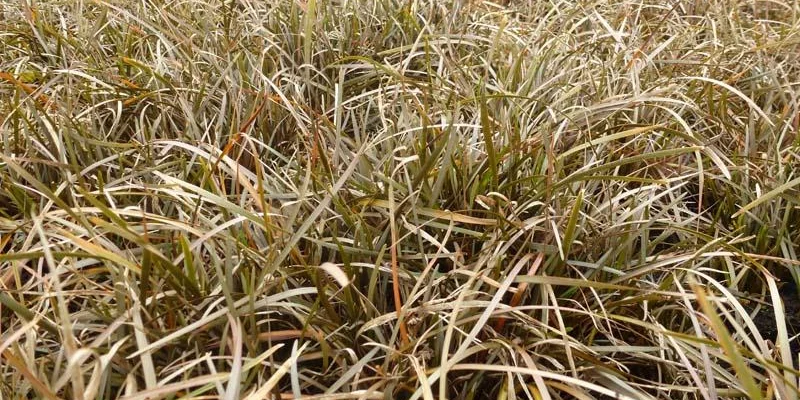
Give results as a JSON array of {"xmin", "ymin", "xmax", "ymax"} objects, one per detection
[{"xmin": 747, "ymin": 283, "xmax": 800, "ymax": 357}]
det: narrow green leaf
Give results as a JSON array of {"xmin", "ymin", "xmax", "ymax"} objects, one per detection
[
  {"xmin": 479, "ymin": 86, "xmax": 498, "ymax": 190},
  {"xmin": 691, "ymin": 282, "xmax": 763, "ymax": 400},
  {"xmin": 561, "ymin": 189, "xmax": 584, "ymax": 259},
  {"xmin": 0, "ymin": 293, "xmax": 59, "ymax": 335},
  {"xmin": 732, "ymin": 176, "xmax": 800, "ymax": 218}
]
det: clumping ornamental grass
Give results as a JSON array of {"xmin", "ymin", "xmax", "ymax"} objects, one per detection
[{"xmin": 1, "ymin": 0, "xmax": 800, "ymax": 399}]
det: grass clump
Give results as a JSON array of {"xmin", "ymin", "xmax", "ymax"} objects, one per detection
[{"xmin": 1, "ymin": 0, "xmax": 800, "ymax": 398}]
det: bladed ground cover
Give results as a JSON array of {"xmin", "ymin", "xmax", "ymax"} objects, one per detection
[{"xmin": 1, "ymin": 0, "xmax": 800, "ymax": 399}]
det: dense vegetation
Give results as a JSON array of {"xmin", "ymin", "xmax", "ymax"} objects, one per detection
[{"xmin": 1, "ymin": 0, "xmax": 800, "ymax": 398}]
